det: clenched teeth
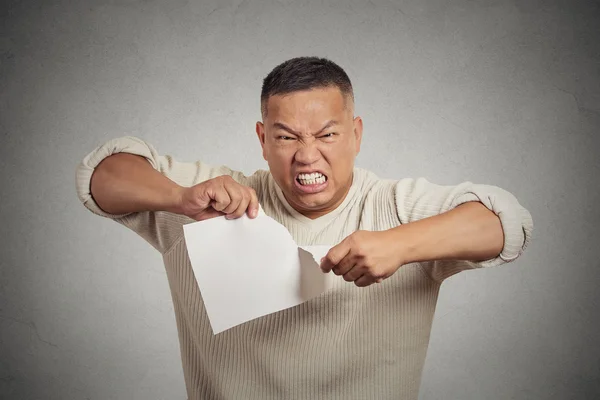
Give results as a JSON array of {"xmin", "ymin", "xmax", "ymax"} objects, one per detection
[{"xmin": 297, "ymin": 172, "xmax": 327, "ymax": 185}]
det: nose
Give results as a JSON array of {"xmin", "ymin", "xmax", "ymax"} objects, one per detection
[{"xmin": 294, "ymin": 140, "xmax": 322, "ymax": 165}]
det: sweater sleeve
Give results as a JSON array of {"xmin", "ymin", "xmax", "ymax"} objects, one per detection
[
  {"xmin": 75, "ymin": 136, "xmax": 246, "ymax": 254},
  {"xmin": 394, "ymin": 177, "xmax": 534, "ymax": 282}
]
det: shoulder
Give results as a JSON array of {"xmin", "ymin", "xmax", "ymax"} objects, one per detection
[
  {"xmin": 232, "ymin": 169, "xmax": 273, "ymax": 206},
  {"xmin": 235, "ymin": 168, "xmax": 270, "ymax": 189},
  {"xmin": 353, "ymin": 167, "xmax": 399, "ymax": 196},
  {"xmin": 351, "ymin": 167, "xmax": 402, "ymax": 229}
]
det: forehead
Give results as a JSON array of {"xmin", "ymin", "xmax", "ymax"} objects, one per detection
[{"xmin": 264, "ymin": 87, "xmax": 350, "ymax": 124}]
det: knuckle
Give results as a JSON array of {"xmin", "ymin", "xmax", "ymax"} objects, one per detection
[
  {"xmin": 347, "ymin": 233, "xmax": 358, "ymax": 246},
  {"xmin": 373, "ymin": 269, "xmax": 386, "ymax": 280},
  {"xmin": 354, "ymin": 241, "xmax": 367, "ymax": 255},
  {"xmin": 349, "ymin": 235, "xmax": 364, "ymax": 252},
  {"xmin": 226, "ymin": 193, "xmax": 239, "ymax": 205},
  {"xmin": 361, "ymin": 268, "xmax": 375, "ymax": 279}
]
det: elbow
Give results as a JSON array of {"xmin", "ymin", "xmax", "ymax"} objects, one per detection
[
  {"xmin": 89, "ymin": 154, "xmax": 126, "ymax": 215},
  {"xmin": 89, "ymin": 165, "xmax": 113, "ymax": 214},
  {"xmin": 488, "ymin": 212, "xmax": 505, "ymax": 258}
]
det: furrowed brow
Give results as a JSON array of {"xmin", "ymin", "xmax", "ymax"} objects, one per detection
[
  {"xmin": 272, "ymin": 122, "xmax": 299, "ymax": 136},
  {"xmin": 315, "ymin": 120, "xmax": 339, "ymax": 135},
  {"xmin": 272, "ymin": 120, "xmax": 339, "ymax": 136}
]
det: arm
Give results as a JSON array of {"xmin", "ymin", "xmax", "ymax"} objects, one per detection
[
  {"xmin": 321, "ymin": 178, "xmax": 533, "ymax": 286},
  {"xmin": 75, "ymin": 136, "xmax": 251, "ymax": 253},
  {"xmin": 90, "ymin": 152, "xmax": 184, "ymax": 215},
  {"xmin": 393, "ymin": 201, "xmax": 504, "ymax": 264},
  {"xmin": 395, "ymin": 177, "xmax": 534, "ymax": 281}
]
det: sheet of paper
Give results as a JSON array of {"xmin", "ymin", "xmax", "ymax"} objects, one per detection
[{"xmin": 183, "ymin": 211, "xmax": 334, "ymax": 334}]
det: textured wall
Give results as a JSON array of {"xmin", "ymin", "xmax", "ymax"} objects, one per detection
[{"xmin": 1, "ymin": 0, "xmax": 599, "ymax": 399}]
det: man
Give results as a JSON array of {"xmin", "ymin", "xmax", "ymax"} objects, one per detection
[{"xmin": 76, "ymin": 56, "xmax": 533, "ymax": 399}]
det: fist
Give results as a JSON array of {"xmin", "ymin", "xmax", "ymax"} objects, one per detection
[
  {"xmin": 320, "ymin": 230, "xmax": 405, "ymax": 287},
  {"xmin": 178, "ymin": 175, "xmax": 259, "ymax": 221}
]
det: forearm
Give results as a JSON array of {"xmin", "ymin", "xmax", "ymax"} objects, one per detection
[
  {"xmin": 392, "ymin": 201, "xmax": 504, "ymax": 264},
  {"xmin": 90, "ymin": 153, "xmax": 184, "ymax": 215}
]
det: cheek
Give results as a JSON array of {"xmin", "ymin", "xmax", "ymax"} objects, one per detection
[
  {"xmin": 269, "ymin": 148, "xmax": 294, "ymax": 169},
  {"xmin": 323, "ymin": 147, "xmax": 354, "ymax": 174},
  {"xmin": 320, "ymin": 144, "xmax": 347, "ymax": 164}
]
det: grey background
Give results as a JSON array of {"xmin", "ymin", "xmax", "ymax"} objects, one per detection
[{"xmin": 1, "ymin": 0, "xmax": 599, "ymax": 399}]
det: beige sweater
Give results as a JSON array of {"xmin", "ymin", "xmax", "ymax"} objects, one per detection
[{"xmin": 75, "ymin": 136, "xmax": 533, "ymax": 400}]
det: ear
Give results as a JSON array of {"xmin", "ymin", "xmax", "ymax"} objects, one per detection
[
  {"xmin": 256, "ymin": 121, "xmax": 267, "ymax": 161},
  {"xmin": 353, "ymin": 116, "xmax": 363, "ymax": 155}
]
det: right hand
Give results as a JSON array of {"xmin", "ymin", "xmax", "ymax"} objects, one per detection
[{"xmin": 177, "ymin": 175, "xmax": 259, "ymax": 221}]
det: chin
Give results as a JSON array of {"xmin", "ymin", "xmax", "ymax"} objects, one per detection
[{"xmin": 292, "ymin": 191, "xmax": 333, "ymax": 209}]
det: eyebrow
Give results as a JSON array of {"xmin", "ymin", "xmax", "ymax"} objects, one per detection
[{"xmin": 272, "ymin": 120, "xmax": 339, "ymax": 136}]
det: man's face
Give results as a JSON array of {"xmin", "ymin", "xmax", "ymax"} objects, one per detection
[{"xmin": 256, "ymin": 86, "xmax": 363, "ymax": 219}]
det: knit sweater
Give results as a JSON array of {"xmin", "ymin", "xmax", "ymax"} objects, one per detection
[{"xmin": 75, "ymin": 136, "xmax": 533, "ymax": 400}]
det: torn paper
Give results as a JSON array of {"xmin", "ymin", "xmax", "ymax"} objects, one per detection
[{"xmin": 183, "ymin": 211, "xmax": 334, "ymax": 334}]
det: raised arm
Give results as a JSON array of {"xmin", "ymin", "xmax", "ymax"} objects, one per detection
[
  {"xmin": 76, "ymin": 136, "xmax": 259, "ymax": 254},
  {"xmin": 320, "ymin": 177, "xmax": 534, "ymax": 286},
  {"xmin": 90, "ymin": 152, "xmax": 184, "ymax": 216},
  {"xmin": 394, "ymin": 177, "xmax": 534, "ymax": 282}
]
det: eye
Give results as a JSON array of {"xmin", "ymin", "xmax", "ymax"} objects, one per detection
[
  {"xmin": 277, "ymin": 135, "xmax": 295, "ymax": 141},
  {"xmin": 320, "ymin": 132, "xmax": 336, "ymax": 139}
]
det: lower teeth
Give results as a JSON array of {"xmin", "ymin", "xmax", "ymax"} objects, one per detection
[{"xmin": 298, "ymin": 178, "xmax": 325, "ymax": 185}]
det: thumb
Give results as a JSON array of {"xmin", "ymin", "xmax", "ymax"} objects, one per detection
[
  {"xmin": 195, "ymin": 186, "xmax": 214, "ymax": 208},
  {"xmin": 320, "ymin": 238, "xmax": 351, "ymax": 273}
]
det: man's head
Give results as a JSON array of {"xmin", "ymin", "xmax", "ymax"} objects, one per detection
[{"xmin": 256, "ymin": 57, "xmax": 363, "ymax": 219}]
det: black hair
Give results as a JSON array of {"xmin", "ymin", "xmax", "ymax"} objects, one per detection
[{"xmin": 260, "ymin": 56, "xmax": 354, "ymax": 117}]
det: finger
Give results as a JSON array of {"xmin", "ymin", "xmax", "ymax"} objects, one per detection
[
  {"xmin": 227, "ymin": 193, "xmax": 250, "ymax": 219},
  {"xmin": 222, "ymin": 186, "xmax": 243, "ymax": 215},
  {"xmin": 333, "ymin": 254, "xmax": 356, "ymax": 276},
  {"xmin": 247, "ymin": 188, "xmax": 259, "ymax": 218},
  {"xmin": 193, "ymin": 185, "xmax": 212, "ymax": 209},
  {"xmin": 342, "ymin": 263, "xmax": 365, "ymax": 282},
  {"xmin": 320, "ymin": 240, "xmax": 351, "ymax": 273},
  {"xmin": 210, "ymin": 187, "xmax": 231, "ymax": 212},
  {"xmin": 354, "ymin": 274, "xmax": 375, "ymax": 288}
]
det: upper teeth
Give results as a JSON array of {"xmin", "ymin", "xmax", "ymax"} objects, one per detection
[
  {"xmin": 298, "ymin": 172, "xmax": 326, "ymax": 185},
  {"xmin": 298, "ymin": 172, "xmax": 324, "ymax": 179}
]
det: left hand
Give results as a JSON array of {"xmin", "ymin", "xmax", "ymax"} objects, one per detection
[{"xmin": 320, "ymin": 230, "xmax": 406, "ymax": 287}]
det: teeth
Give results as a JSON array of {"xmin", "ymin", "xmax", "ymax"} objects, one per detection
[
  {"xmin": 297, "ymin": 172, "xmax": 326, "ymax": 186},
  {"xmin": 298, "ymin": 172, "xmax": 323, "ymax": 179}
]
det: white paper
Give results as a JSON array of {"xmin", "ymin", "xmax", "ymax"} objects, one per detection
[{"xmin": 182, "ymin": 211, "xmax": 333, "ymax": 334}]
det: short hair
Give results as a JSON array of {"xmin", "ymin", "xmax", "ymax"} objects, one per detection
[{"xmin": 260, "ymin": 56, "xmax": 354, "ymax": 118}]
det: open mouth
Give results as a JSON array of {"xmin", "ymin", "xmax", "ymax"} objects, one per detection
[{"xmin": 296, "ymin": 172, "xmax": 328, "ymax": 186}]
